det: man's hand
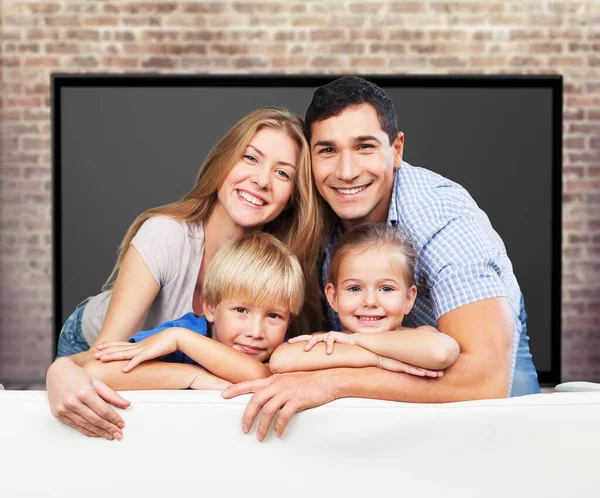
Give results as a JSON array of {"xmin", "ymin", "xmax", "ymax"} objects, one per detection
[
  {"xmin": 221, "ymin": 371, "xmax": 338, "ymax": 442},
  {"xmin": 46, "ymin": 357, "xmax": 130, "ymax": 440},
  {"xmin": 288, "ymin": 331, "xmax": 355, "ymax": 354}
]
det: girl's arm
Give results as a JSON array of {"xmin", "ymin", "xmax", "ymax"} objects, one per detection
[
  {"xmin": 352, "ymin": 326, "xmax": 460, "ymax": 370},
  {"xmin": 83, "ymin": 359, "xmax": 231, "ymax": 391},
  {"xmin": 96, "ymin": 327, "xmax": 272, "ymax": 383},
  {"xmin": 269, "ymin": 326, "xmax": 459, "ymax": 374}
]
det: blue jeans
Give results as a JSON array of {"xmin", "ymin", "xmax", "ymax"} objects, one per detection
[
  {"xmin": 57, "ymin": 303, "xmax": 91, "ymax": 357},
  {"xmin": 510, "ymin": 295, "xmax": 541, "ymax": 397}
]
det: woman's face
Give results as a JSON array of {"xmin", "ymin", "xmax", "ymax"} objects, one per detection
[{"xmin": 216, "ymin": 127, "xmax": 299, "ymax": 230}]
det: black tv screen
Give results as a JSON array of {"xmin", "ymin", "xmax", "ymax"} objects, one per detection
[{"xmin": 52, "ymin": 74, "xmax": 562, "ymax": 384}]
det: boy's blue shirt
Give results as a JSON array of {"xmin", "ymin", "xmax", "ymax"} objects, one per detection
[{"xmin": 128, "ymin": 312, "xmax": 209, "ymax": 366}]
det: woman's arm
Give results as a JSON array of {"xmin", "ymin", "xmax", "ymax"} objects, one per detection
[
  {"xmin": 68, "ymin": 245, "xmax": 160, "ymax": 367},
  {"xmin": 83, "ymin": 359, "xmax": 230, "ymax": 391}
]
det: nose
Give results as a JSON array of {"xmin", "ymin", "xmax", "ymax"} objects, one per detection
[
  {"xmin": 247, "ymin": 316, "xmax": 264, "ymax": 339},
  {"xmin": 251, "ymin": 164, "xmax": 271, "ymax": 190},
  {"xmin": 335, "ymin": 150, "xmax": 361, "ymax": 182},
  {"xmin": 363, "ymin": 288, "xmax": 378, "ymax": 308}
]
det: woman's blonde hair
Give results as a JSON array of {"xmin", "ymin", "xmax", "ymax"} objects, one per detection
[
  {"xmin": 202, "ymin": 232, "xmax": 304, "ymax": 316},
  {"xmin": 102, "ymin": 107, "xmax": 326, "ymax": 335},
  {"xmin": 328, "ymin": 222, "xmax": 418, "ymax": 288}
]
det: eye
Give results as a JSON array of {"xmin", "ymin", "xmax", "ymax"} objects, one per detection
[
  {"xmin": 235, "ymin": 307, "xmax": 248, "ymax": 314},
  {"xmin": 268, "ymin": 312, "xmax": 281, "ymax": 320},
  {"xmin": 358, "ymin": 144, "xmax": 375, "ymax": 151},
  {"xmin": 275, "ymin": 169, "xmax": 291, "ymax": 180},
  {"xmin": 318, "ymin": 147, "xmax": 335, "ymax": 154},
  {"xmin": 346, "ymin": 285, "xmax": 361, "ymax": 292},
  {"xmin": 244, "ymin": 154, "xmax": 258, "ymax": 163},
  {"xmin": 380, "ymin": 286, "xmax": 395, "ymax": 292}
]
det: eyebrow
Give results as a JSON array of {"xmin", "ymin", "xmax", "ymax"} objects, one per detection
[
  {"xmin": 247, "ymin": 144, "xmax": 296, "ymax": 169},
  {"xmin": 313, "ymin": 136, "xmax": 382, "ymax": 150}
]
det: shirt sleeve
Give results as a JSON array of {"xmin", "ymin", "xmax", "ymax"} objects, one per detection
[
  {"xmin": 130, "ymin": 216, "xmax": 187, "ymax": 288},
  {"xmin": 417, "ymin": 216, "xmax": 508, "ymax": 320}
]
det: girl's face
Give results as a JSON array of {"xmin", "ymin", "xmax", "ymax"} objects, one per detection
[
  {"xmin": 215, "ymin": 127, "xmax": 298, "ymax": 230},
  {"xmin": 325, "ymin": 246, "xmax": 417, "ymax": 334}
]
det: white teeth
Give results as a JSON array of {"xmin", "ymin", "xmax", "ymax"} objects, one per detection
[
  {"xmin": 336, "ymin": 185, "xmax": 368, "ymax": 195},
  {"xmin": 238, "ymin": 190, "xmax": 265, "ymax": 206},
  {"xmin": 358, "ymin": 316, "xmax": 384, "ymax": 321}
]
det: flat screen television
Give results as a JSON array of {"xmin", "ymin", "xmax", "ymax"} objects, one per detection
[{"xmin": 52, "ymin": 74, "xmax": 562, "ymax": 384}]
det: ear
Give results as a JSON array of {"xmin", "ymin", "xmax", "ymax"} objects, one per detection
[
  {"xmin": 324, "ymin": 283, "xmax": 339, "ymax": 313},
  {"xmin": 392, "ymin": 131, "xmax": 404, "ymax": 169},
  {"xmin": 202, "ymin": 302, "xmax": 216, "ymax": 323},
  {"xmin": 404, "ymin": 285, "xmax": 417, "ymax": 316}
]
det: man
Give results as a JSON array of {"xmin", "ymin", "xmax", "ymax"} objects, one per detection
[{"xmin": 222, "ymin": 76, "xmax": 540, "ymax": 441}]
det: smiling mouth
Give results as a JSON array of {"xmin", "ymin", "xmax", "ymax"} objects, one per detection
[
  {"xmin": 355, "ymin": 316, "xmax": 385, "ymax": 322},
  {"xmin": 236, "ymin": 189, "xmax": 267, "ymax": 207},
  {"xmin": 332, "ymin": 184, "xmax": 371, "ymax": 195}
]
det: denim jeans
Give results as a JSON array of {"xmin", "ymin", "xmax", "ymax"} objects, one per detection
[
  {"xmin": 56, "ymin": 304, "xmax": 91, "ymax": 357},
  {"xmin": 510, "ymin": 295, "xmax": 541, "ymax": 397}
]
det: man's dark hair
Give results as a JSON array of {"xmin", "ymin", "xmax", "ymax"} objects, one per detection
[{"xmin": 305, "ymin": 76, "xmax": 398, "ymax": 145}]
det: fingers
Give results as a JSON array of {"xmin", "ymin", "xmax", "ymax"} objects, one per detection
[
  {"xmin": 303, "ymin": 335, "xmax": 323, "ymax": 352},
  {"xmin": 96, "ymin": 341, "xmax": 133, "ymax": 350},
  {"xmin": 57, "ymin": 414, "xmax": 104, "ymax": 439},
  {"xmin": 255, "ymin": 393, "xmax": 286, "ymax": 442},
  {"xmin": 273, "ymin": 401, "xmax": 300, "ymax": 438},
  {"xmin": 77, "ymin": 403, "xmax": 123, "ymax": 440},
  {"xmin": 122, "ymin": 350, "xmax": 151, "ymax": 372},
  {"xmin": 221, "ymin": 377, "xmax": 269, "ymax": 399},
  {"xmin": 94, "ymin": 346, "xmax": 139, "ymax": 362},
  {"xmin": 239, "ymin": 384, "xmax": 277, "ymax": 434},
  {"xmin": 326, "ymin": 333, "xmax": 336, "ymax": 355},
  {"xmin": 93, "ymin": 377, "xmax": 131, "ymax": 410},
  {"xmin": 287, "ymin": 335, "xmax": 311, "ymax": 344}
]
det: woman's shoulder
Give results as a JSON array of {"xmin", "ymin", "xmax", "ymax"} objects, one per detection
[{"xmin": 138, "ymin": 215, "xmax": 203, "ymax": 240}]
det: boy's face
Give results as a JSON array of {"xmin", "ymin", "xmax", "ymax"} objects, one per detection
[
  {"xmin": 203, "ymin": 299, "xmax": 290, "ymax": 362},
  {"xmin": 310, "ymin": 104, "xmax": 404, "ymax": 231},
  {"xmin": 325, "ymin": 247, "xmax": 417, "ymax": 334}
]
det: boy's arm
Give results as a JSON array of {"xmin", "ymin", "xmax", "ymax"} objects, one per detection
[
  {"xmin": 174, "ymin": 329, "xmax": 271, "ymax": 382},
  {"xmin": 351, "ymin": 327, "xmax": 460, "ymax": 370},
  {"xmin": 83, "ymin": 359, "xmax": 230, "ymax": 391}
]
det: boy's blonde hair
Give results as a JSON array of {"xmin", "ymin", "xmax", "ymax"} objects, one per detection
[
  {"xmin": 328, "ymin": 222, "xmax": 418, "ymax": 288},
  {"xmin": 202, "ymin": 232, "xmax": 305, "ymax": 316}
]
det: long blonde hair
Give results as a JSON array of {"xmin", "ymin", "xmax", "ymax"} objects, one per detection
[{"xmin": 103, "ymin": 107, "xmax": 326, "ymax": 336}]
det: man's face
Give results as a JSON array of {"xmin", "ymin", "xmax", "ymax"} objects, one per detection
[{"xmin": 310, "ymin": 104, "xmax": 404, "ymax": 230}]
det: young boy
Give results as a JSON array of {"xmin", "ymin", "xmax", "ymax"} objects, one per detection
[
  {"xmin": 269, "ymin": 222, "xmax": 460, "ymax": 376},
  {"xmin": 85, "ymin": 232, "xmax": 305, "ymax": 391}
]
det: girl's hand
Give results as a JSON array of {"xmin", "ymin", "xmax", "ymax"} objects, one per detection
[
  {"xmin": 289, "ymin": 331, "xmax": 355, "ymax": 354},
  {"xmin": 376, "ymin": 355, "xmax": 444, "ymax": 378},
  {"xmin": 95, "ymin": 332, "xmax": 178, "ymax": 372}
]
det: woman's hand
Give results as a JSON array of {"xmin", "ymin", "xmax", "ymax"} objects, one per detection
[
  {"xmin": 46, "ymin": 357, "xmax": 130, "ymax": 440},
  {"xmin": 95, "ymin": 331, "xmax": 178, "ymax": 373},
  {"xmin": 288, "ymin": 331, "xmax": 355, "ymax": 354},
  {"xmin": 376, "ymin": 355, "xmax": 443, "ymax": 378}
]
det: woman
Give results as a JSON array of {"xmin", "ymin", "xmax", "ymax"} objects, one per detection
[{"xmin": 46, "ymin": 107, "xmax": 325, "ymax": 440}]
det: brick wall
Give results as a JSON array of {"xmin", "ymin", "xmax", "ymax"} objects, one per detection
[{"xmin": 1, "ymin": 0, "xmax": 599, "ymax": 384}]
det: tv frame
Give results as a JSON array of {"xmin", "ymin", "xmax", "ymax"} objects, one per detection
[{"xmin": 51, "ymin": 73, "xmax": 563, "ymax": 386}]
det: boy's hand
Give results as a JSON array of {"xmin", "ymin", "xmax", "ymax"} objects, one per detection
[
  {"xmin": 95, "ymin": 331, "xmax": 178, "ymax": 372},
  {"xmin": 376, "ymin": 355, "xmax": 444, "ymax": 378},
  {"xmin": 288, "ymin": 331, "xmax": 355, "ymax": 354}
]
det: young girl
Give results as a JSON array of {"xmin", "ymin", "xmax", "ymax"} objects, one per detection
[
  {"xmin": 269, "ymin": 222, "xmax": 460, "ymax": 376},
  {"xmin": 84, "ymin": 232, "xmax": 304, "ymax": 392},
  {"xmin": 47, "ymin": 107, "xmax": 326, "ymax": 440}
]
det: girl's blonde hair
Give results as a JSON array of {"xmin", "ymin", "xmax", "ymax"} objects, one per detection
[
  {"xmin": 202, "ymin": 232, "xmax": 304, "ymax": 316},
  {"xmin": 102, "ymin": 107, "xmax": 326, "ymax": 336},
  {"xmin": 328, "ymin": 222, "xmax": 418, "ymax": 287}
]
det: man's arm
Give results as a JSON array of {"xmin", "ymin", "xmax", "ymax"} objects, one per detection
[
  {"xmin": 333, "ymin": 297, "xmax": 513, "ymax": 402},
  {"xmin": 222, "ymin": 297, "xmax": 513, "ymax": 441}
]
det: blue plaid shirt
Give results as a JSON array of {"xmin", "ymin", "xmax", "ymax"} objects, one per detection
[{"xmin": 320, "ymin": 161, "xmax": 522, "ymax": 391}]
